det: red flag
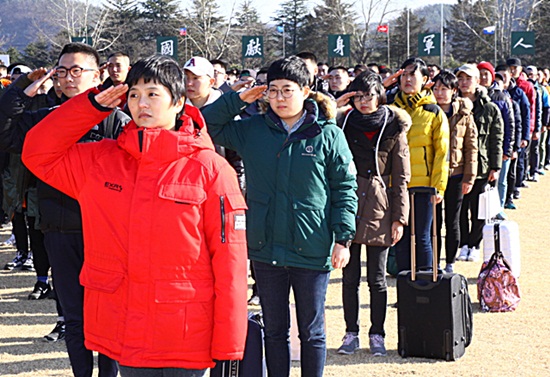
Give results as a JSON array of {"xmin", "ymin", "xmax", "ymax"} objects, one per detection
[{"xmin": 377, "ymin": 25, "xmax": 388, "ymax": 33}]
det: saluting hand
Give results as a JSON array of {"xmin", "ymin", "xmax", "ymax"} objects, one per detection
[
  {"xmin": 23, "ymin": 68, "xmax": 55, "ymax": 98},
  {"xmin": 336, "ymin": 91, "xmax": 356, "ymax": 108},
  {"xmin": 383, "ymin": 69, "xmax": 403, "ymax": 88},
  {"xmin": 95, "ymin": 84, "xmax": 128, "ymax": 109},
  {"xmin": 239, "ymin": 85, "xmax": 267, "ymax": 104}
]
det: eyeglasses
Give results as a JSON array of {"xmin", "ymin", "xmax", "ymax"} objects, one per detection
[
  {"xmin": 267, "ymin": 87, "xmax": 296, "ymax": 99},
  {"xmin": 55, "ymin": 65, "xmax": 96, "ymax": 78},
  {"xmin": 353, "ymin": 92, "xmax": 377, "ymax": 102}
]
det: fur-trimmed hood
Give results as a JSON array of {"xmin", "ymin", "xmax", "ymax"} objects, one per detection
[{"xmin": 388, "ymin": 105, "xmax": 412, "ymax": 134}]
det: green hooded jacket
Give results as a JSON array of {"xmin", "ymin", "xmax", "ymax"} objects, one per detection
[{"xmin": 202, "ymin": 91, "xmax": 357, "ymax": 271}]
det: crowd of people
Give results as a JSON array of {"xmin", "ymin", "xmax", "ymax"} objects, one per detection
[{"xmin": 0, "ymin": 42, "xmax": 547, "ymax": 377}]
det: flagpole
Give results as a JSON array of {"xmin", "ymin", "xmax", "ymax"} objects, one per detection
[
  {"xmin": 440, "ymin": 3, "xmax": 444, "ymax": 67},
  {"xmin": 494, "ymin": 21, "xmax": 497, "ymax": 66},
  {"xmin": 407, "ymin": 8, "xmax": 410, "ymax": 57},
  {"xmin": 387, "ymin": 23, "xmax": 390, "ymax": 67}
]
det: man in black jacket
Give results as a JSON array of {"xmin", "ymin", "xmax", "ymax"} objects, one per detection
[{"xmin": 0, "ymin": 43, "xmax": 130, "ymax": 377}]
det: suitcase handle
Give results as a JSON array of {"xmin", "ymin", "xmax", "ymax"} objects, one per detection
[{"xmin": 409, "ymin": 186, "xmax": 438, "ymax": 283}]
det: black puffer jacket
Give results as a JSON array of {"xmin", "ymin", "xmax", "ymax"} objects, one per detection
[{"xmin": 0, "ymin": 74, "xmax": 130, "ymax": 232}]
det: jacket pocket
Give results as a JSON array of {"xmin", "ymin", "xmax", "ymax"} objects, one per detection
[
  {"xmin": 292, "ymin": 195, "xmax": 330, "ymax": 256},
  {"xmin": 152, "ymin": 280, "xmax": 214, "ymax": 350},
  {"xmin": 158, "ymin": 183, "xmax": 207, "ymax": 205},
  {"xmin": 80, "ymin": 263, "xmax": 125, "ymax": 342},
  {"xmin": 247, "ymin": 190, "xmax": 270, "ymax": 250},
  {"xmin": 222, "ymin": 193, "xmax": 248, "ymax": 244}
]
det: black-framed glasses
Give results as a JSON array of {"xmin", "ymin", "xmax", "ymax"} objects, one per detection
[
  {"xmin": 352, "ymin": 92, "xmax": 377, "ymax": 102},
  {"xmin": 55, "ymin": 65, "xmax": 96, "ymax": 78},
  {"xmin": 267, "ymin": 87, "xmax": 296, "ymax": 99}
]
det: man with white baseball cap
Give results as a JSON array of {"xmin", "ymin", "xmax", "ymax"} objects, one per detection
[{"xmin": 183, "ymin": 56, "xmax": 222, "ymax": 109}]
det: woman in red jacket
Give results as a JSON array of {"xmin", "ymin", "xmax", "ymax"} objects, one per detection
[{"xmin": 22, "ymin": 55, "xmax": 248, "ymax": 376}]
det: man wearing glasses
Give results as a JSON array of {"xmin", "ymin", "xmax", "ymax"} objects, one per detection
[{"xmin": 0, "ymin": 42, "xmax": 130, "ymax": 377}]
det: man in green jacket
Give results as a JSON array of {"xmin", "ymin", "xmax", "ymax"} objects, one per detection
[
  {"xmin": 457, "ymin": 64, "xmax": 504, "ymax": 262},
  {"xmin": 202, "ymin": 56, "xmax": 357, "ymax": 377}
]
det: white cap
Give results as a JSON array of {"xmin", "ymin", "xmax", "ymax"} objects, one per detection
[
  {"xmin": 183, "ymin": 57, "xmax": 214, "ymax": 78},
  {"xmin": 10, "ymin": 65, "xmax": 32, "ymax": 76}
]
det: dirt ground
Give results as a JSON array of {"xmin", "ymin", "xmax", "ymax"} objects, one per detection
[{"xmin": 1, "ymin": 174, "xmax": 549, "ymax": 377}]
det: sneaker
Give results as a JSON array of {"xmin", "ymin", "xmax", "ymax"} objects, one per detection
[
  {"xmin": 28, "ymin": 281, "xmax": 52, "ymax": 300},
  {"xmin": 337, "ymin": 332, "xmax": 360, "ymax": 355},
  {"xmin": 457, "ymin": 245, "xmax": 469, "ymax": 261},
  {"xmin": 369, "ymin": 334, "xmax": 387, "ymax": 356},
  {"xmin": 544, "ymin": 164, "xmax": 550, "ymax": 170},
  {"xmin": 520, "ymin": 181, "xmax": 529, "ymax": 188},
  {"xmin": 505, "ymin": 201, "xmax": 517, "ymax": 210},
  {"xmin": 22, "ymin": 251, "xmax": 34, "ymax": 271},
  {"xmin": 247, "ymin": 295, "xmax": 260, "ymax": 306},
  {"xmin": 444, "ymin": 263, "xmax": 454, "ymax": 273},
  {"xmin": 3, "ymin": 251, "xmax": 25, "ymax": 270},
  {"xmin": 44, "ymin": 321, "xmax": 65, "ymax": 342},
  {"xmin": 2, "ymin": 233, "xmax": 16, "ymax": 247},
  {"xmin": 537, "ymin": 169, "xmax": 545, "ymax": 176},
  {"xmin": 495, "ymin": 212, "xmax": 507, "ymax": 220},
  {"xmin": 513, "ymin": 190, "xmax": 521, "ymax": 200},
  {"xmin": 468, "ymin": 247, "xmax": 480, "ymax": 262}
]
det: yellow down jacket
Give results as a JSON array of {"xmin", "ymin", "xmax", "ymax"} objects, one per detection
[{"xmin": 393, "ymin": 89, "xmax": 449, "ymax": 195}]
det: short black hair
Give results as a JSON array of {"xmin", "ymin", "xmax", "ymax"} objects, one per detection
[
  {"xmin": 328, "ymin": 66, "xmax": 349, "ymax": 74},
  {"xmin": 267, "ymin": 56, "xmax": 310, "ymax": 87},
  {"xmin": 348, "ymin": 70, "xmax": 387, "ymax": 107},
  {"xmin": 296, "ymin": 51, "xmax": 318, "ymax": 64},
  {"xmin": 400, "ymin": 57, "xmax": 429, "ymax": 78},
  {"xmin": 428, "ymin": 64, "xmax": 441, "ymax": 70},
  {"xmin": 379, "ymin": 67, "xmax": 392, "ymax": 75},
  {"xmin": 126, "ymin": 55, "xmax": 185, "ymax": 106},
  {"xmin": 432, "ymin": 70, "xmax": 459, "ymax": 100},
  {"xmin": 58, "ymin": 43, "xmax": 100, "ymax": 67},
  {"xmin": 107, "ymin": 52, "xmax": 130, "ymax": 61},
  {"xmin": 210, "ymin": 59, "xmax": 227, "ymax": 71},
  {"xmin": 495, "ymin": 64, "xmax": 510, "ymax": 73}
]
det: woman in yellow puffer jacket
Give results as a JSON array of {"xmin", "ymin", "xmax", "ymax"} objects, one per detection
[{"xmin": 392, "ymin": 57, "xmax": 449, "ymax": 273}]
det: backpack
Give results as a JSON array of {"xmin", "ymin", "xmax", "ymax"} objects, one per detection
[{"xmin": 477, "ymin": 224, "xmax": 521, "ymax": 312}]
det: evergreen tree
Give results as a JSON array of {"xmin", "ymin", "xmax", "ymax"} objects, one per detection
[
  {"xmin": 390, "ymin": 9, "xmax": 426, "ymax": 68},
  {"xmin": 100, "ymin": 0, "xmax": 141, "ymax": 60},
  {"xmin": 22, "ymin": 38, "xmax": 56, "ymax": 68},
  {"xmin": 138, "ymin": 0, "xmax": 184, "ymax": 58},
  {"xmin": 447, "ymin": 0, "xmax": 496, "ymax": 64},
  {"xmin": 272, "ymin": 0, "xmax": 309, "ymax": 56},
  {"xmin": 300, "ymin": 0, "xmax": 356, "ymax": 62}
]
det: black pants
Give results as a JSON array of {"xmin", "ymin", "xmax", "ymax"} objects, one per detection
[
  {"xmin": 342, "ymin": 243, "xmax": 388, "ymax": 336},
  {"xmin": 516, "ymin": 145, "xmax": 528, "ymax": 187},
  {"xmin": 460, "ymin": 178, "xmax": 488, "ymax": 249},
  {"xmin": 44, "ymin": 231, "xmax": 117, "ymax": 377},
  {"xmin": 440, "ymin": 175, "xmax": 464, "ymax": 264},
  {"xmin": 12, "ymin": 211, "xmax": 49, "ymax": 277},
  {"xmin": 529, "ymin": 137, "xmax": 540, "ymax": 176},
  {"xmin": 506, "ymin": 157, "xmax": 518, "ymax": 201}
]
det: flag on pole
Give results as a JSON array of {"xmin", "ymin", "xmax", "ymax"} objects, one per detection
[
  {"xmin": 179, "ymin": 27, "xmax": 187, "ymax": 36},
  {"xmin": 482, "ymin": 26, "xmax": 495, "ymax": 35},
  {"xmin": 377, "ymin": 24, "xmax": 389, "ymax": 33}
]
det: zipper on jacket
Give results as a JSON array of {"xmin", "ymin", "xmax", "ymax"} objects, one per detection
[
  {"xmin": 423, "ymin": 146, "xmax": 430, "ymax": 176},
  {"xmin": 220, "ymin": 196, "xmax": 226, "ymax": 243}
]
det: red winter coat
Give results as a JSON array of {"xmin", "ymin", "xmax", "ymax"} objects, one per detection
[{"xmin": 22, "ymin": 90, "xmax": 248, "ymax": 369}]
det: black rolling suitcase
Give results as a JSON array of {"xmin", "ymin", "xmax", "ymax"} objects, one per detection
[
  {"xmin": 210, "ymin": 312, "xmax": 266, "ymax": 377},
  {"xmin": 397, "ymin": 187, "xmax": 473, "ymax": 361}
]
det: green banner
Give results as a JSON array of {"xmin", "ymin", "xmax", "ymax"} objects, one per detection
[
  {"xmin": 328, "ymin": 34, "xmax": 351, "ymax": 58},
  {"xmin": 417, "ymin": 33, "xmax": 441, "ymax": 56},
  {"xmin": 511, "ymin": 31, "xmax": 535, "ymax": 55},
  {"xmin": 242, "ymin": 36, "xmax": 263, "ymax": 58},
  {"xmin": 71, "ymin": 36, "xmax": 92, "ymax": 45},
  {"xmin": 156, "ymin": 37, "xmax": 178, "ymax": 57}
]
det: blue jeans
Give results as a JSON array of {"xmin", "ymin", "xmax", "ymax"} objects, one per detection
[
  {"xmin": 395, "ymin": 192, "xmax": 434, "ymax": 272},
  {"xmin": 252, "ymin": 261, "xmax": 330, "ymax": 377},
  {"xmin": 118, "ymin": 365, "xmax": 206, "ymax": 377},
  {"xmin": 498, "ymin": 158, "xmax": 511, "ymax": 208}
]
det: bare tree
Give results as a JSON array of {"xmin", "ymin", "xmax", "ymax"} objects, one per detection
[{"xmin": 353, "ymin": 0, "xmax": 396, "ymax": 64}]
